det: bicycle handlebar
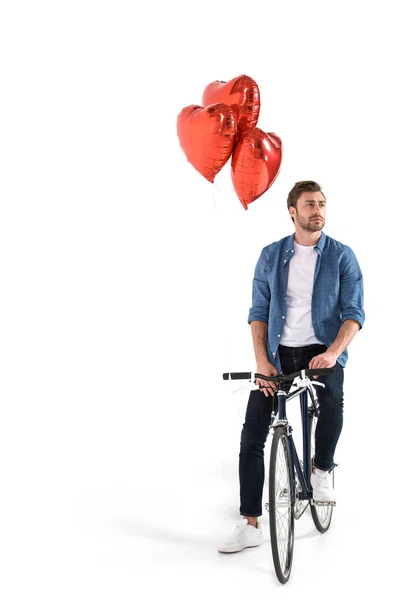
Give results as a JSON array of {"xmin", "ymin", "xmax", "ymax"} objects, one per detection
[
  {"xmin": 222, "ymin": 368, "xmax": 334, "ymax": 382},
  {"xmin": 222, "ymin": 372, "xmax": 254, "ymax": 380}
]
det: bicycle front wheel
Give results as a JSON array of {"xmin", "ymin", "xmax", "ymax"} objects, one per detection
[
  {"xmin": 269, "ymin": 426, "xmax": 294, "ymax": 584},
  {"xmin": 309, "ymin": 411, "xmax": 334, "ymax": 533}
]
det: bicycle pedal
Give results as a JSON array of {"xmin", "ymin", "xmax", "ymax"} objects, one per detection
[{"xmin": 312, "ymin": 500, "xmax": 336, "ymax": 506}]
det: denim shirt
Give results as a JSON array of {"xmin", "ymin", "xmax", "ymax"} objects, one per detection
[{"xmin": 248, "ymin": 231, "xmax": 365, "ymax": 370}]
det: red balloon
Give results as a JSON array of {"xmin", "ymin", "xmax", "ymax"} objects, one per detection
[
  {"xmin": 202, "ymin": 75, "xmax": 260, "ymax": 137},
  {"xmin": 177, "ymin": 103, "xmax": 237, "ymax": 183},
  {"xmin": 231, "ymin": 129, "xmax": 282, "ymax": 210}
]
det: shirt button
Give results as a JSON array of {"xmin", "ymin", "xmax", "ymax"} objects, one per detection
[
  {"xmin": 273, "ymin": 352, "xmax": 276, "ymax": 357},
  {"xmin": 282, "ymin": 316, "xmax": 285, "ymax": 319},
  {"xmin": 278, "ymin": 334, "xmax": 281, "ymax": 337},
  {"xmin": 291, "ymin": 250, "xmax": 294, "ymax": 253},
  {"xmin": 284, "ymin": 259, "xmax": 287, "ymax": 263}
]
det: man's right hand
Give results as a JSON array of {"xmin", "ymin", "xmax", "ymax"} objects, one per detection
[{"xmin": 255, "ymin": 360, "xmax": 278, "ymax": 397}]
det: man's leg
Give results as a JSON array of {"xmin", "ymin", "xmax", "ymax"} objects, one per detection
[
  {"xmin": 217, "ymin": 390, "xmax": 274, "ymax": 552},
  {"xmin": 313, "ymin": 363, "xmax": 344, "ymax": 471},
  {"xmin": 239, "ymin": 389, "xmax": 275, "ymax": 524}
]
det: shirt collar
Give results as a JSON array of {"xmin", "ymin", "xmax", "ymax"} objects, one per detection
[
  {"xmin": 287, "ymin": 231, "xmax": 326, "ymax": 252},
  {"xmin": 315, "ymin": 231, "xmax": 326, "ymax": 252}
]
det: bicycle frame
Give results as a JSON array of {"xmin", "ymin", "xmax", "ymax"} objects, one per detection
[{"xmin": 274, "ymin": 386, "xmax": 316, "ymax": 504}]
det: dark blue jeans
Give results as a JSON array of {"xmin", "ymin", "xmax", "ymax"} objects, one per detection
[{"xmin": 239, "ymin": 344, "xmax": 344, "ymax": 517}]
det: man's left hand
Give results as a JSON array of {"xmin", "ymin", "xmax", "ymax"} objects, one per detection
[{"xmin": 309, "ymin": 350, "xmax": 338, "ymax": 369}]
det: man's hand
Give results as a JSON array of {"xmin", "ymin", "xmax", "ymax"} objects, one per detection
[
  {"xmin": 255, "ymin": 359, "xmax": 278, "ymax": 397},
  {"xmin": 309, "ymin": 350, "xmax": 338, "ymax": 369}
]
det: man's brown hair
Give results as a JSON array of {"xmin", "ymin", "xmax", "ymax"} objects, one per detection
[
  {"xmin": 287, "ymin": 180, "xmax": 326, "ymax": 211},
  {"xmin": 287, "ymin": 181, "xmax": 326, "ymax": 223}
]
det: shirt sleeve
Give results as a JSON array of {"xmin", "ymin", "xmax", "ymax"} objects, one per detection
[
  {"xmin": 340, "ymin": 247, "xmax": 365, "ymax": 328},
  {"xmin": 248, "ymin": 248, "xmax": 271, "ymax": 324}
]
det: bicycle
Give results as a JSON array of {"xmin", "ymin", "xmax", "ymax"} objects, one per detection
[{"xmin": 223, "ymin": 367, "xmax": 336, "ymax": 584}]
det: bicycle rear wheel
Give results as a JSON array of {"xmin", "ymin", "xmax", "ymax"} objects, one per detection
[
  {"xmin": 308, "ymin": 411, "xmax": 334, "ymax": 533},
  {"xmin": 269, "ymin": 426, "xmax": 294, "ymax": 584}
]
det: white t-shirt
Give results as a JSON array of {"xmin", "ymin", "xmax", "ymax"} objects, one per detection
[{"xmin": 280, "ymin": 241, "xmax": 323, "ymax": 347}]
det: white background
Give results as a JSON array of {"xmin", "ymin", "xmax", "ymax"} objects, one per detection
[{"xmin": 0, "ymin": 1, "xmax": 398, "ymax": 597}]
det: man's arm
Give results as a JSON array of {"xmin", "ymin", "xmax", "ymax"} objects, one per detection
[
  {"xmin": 250, "ymin": 320, "xmax": 278, "ymax": 396},
  {"xmin": 310, "ymin": 246, "xmax": 364, "ymax": 369},
  {"xmin": 309, "ymin": 319, "xmax": 361, "ymax": 369}
]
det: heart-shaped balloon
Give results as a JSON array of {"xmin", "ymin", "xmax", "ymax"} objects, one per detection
[
  {"xmin": 231, "ymin": 129, "xmax": 282, "ymax": 210},
  {"xmin": 177, "ymin": 103, "xmax": 237, "ymax": 183},
  {"xmin": 202, "ymin": 75, "xmax": 260, "ymax": 137}
]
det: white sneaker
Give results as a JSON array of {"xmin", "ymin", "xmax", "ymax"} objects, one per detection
[
  {"xmin": 217, "ymin": 519, "xmax": 263, "ymax": 553},
  {"xmin": 311, "ymin": 467, "xmax": 336, "ymax": 503}
]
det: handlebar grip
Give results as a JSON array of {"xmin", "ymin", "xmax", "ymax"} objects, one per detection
[
  {"xmin": 222, "ymin": 372, "xmax": 252, "ymax": 380},
  {"xmin": 306, "ymin": 368, "xmax": 335, "ymax": 376}
]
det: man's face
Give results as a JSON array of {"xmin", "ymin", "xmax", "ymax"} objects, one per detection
[{"xmin": 289, "ymin": 191, "xmax": 326, "ymax": 232}]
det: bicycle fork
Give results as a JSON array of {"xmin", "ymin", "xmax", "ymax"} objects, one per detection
[{"xmin": 275, "ymin": 389, "xmax": 313, "ymax": 505}]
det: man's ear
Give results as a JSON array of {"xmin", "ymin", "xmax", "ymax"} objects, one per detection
[{"xmin": 289, "ymin": 206, "xmax": 296, "ymax": 219}]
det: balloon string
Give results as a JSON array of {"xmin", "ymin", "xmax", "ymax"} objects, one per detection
[{"xmin": 212, "ymin": 182, "xmax": 221, "ymax": 209}]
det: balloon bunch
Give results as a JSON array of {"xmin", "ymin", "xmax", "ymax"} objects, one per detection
[{"xmin": 177, "ymin": 75, "xmax": 282, "ymax": 210}]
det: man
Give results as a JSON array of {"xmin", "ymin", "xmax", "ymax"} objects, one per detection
[{"xmin": 217, "ymin": 181, "xmax": 365, "ymax": 553}]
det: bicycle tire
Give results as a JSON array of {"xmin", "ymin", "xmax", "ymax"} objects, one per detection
[
  {"xmin": 308, "ymin": 411, "xmax": 334, "ymax": 533},
  {"xmin": 269, "ymin": 426, "xmax": 294, "ymax": 584}
]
